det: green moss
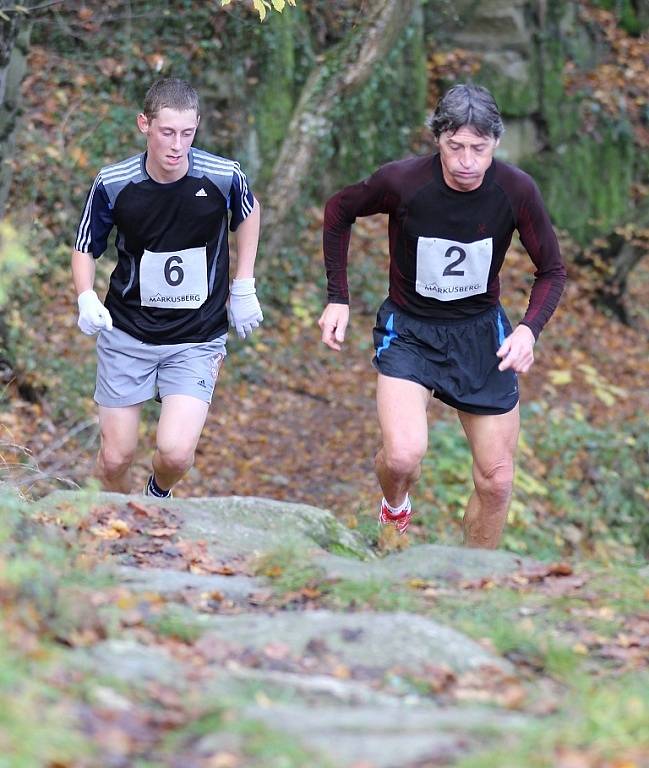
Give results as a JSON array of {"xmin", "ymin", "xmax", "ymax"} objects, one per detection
[
  {"xmin": 252, "ymin": 11, "xmax": 300, "ymax": 186},
  {"xmin": 321, "ymin": 14, "xmax": 427, "ymax": 187},
  {"xmin": 523, "ymin": 122, "xmax": 635, "ymax": 245}
]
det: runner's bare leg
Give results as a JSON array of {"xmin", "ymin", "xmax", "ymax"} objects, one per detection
[
  {"xmin": 457, "ymin": 404, "xmax": 520, "ymax": 548},
  {"xmin": 375, "ymin": 374, "xmax": 430, "ymax": 507},
  {"xmin": 152, "ymin": 394, "xmax": 210, "ymax": 491},
  {"xmin": 97, "ymin": 404, "xmax": 142, "ymax": 492}
]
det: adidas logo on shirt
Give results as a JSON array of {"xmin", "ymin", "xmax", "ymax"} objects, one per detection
[
  {"xmin": 195, "ymin": 188, "xmax": 208, "ymax": 197},
  {"xmin": 197, "ymin": 379, "xmax": 207, "ymax": 388}
]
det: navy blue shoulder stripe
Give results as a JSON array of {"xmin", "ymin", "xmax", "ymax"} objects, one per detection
[{"xmin": 75, "ymin": 154, "xmax": 145, "ymax": 251}]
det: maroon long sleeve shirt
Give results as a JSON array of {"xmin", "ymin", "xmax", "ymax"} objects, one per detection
[{"xmin": 323, "ymin": 153, "xmax": 566, "ymax": 339}]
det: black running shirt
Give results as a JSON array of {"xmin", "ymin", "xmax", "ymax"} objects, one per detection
[
  {"xmin": 323, "ymin": 154, "xmax": 566, "ymax": 339},
  {"xmin": 74, "ymin": 148, "xmax": 255, "ymax": 344}
]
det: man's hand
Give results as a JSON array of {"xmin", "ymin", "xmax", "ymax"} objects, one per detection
[
  {"xmin": 497, "ymin": 324, "xmax": 535, "ymax": 373},
  {"xmin": 77, "ymin": 289, "xmax": 113, "ymax": 335},
  {"xmin": 228, "ymin": 277, "xmax": 263, "ymax": 339},
  {"xmin": 318, "ymin": 303, "xmax": 349, "ymax": 351}
]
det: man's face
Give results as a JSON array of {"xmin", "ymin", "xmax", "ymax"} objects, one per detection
[
  {"xmin": 437, "ymin": 126, "xmax": 499, "ymax": 192},
  {"xmin": 137, "ymin": 107, "xmax": 199, "ymax": 182}
]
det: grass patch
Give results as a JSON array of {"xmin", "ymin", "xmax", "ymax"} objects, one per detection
[
  {"xmin": 254, "ymin": 542, "xmax": 327, "ymax": 595},
  {"xmin": 256, "ymin": 543, "xmax": 420, "ymax": 611},
  {"xmin": 0, "ymin": 490, "xmax": 101, "ymax": 765},
  {"xmin": 431, "ymin": 586, "xmax": 585, "ymax": 680},
  {"xmin": 325, "ymin": 577, "xmax": 420, "ymax": 612},
  {"xmin": 0, "ymin": 640, "xmax": 92, "ymax": 768},
  {"xmin": 157, "ymin": 698, "xmax": 333, "ymax": 768},
  {"xmin": 585, "ymin": 561, "xmax": 649, "ymax": 613},
  {"xmin": 238, "ymin": 720, "xmax": 333, "ymax": 768},
  {"xmin": 457, "ymin": 672, "xmax": 649, "ymax": 767},
  {"xmin": 149, "ymin": 607, "xmax": 205, "ymax": 644}
]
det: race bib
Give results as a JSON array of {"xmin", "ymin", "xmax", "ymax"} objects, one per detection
[
  {"xmin": 415, "ymin": 236, "xmax": 493, "ymax": 301},
  {"xmin": 140, "ymin": 246, "xmax": 207, "ymax": 309}
]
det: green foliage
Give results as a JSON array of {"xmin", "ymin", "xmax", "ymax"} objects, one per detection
[
  {"xmin": 0, "ymin": 222, "xmax": 30, "ymax": 307},
  {"xmin": 593, "ymin": 0, "xmax": 648, "ymax": 34},
  {"xmin": 222, "ymin": 0, "xmax": 297, "ymax": 23},
  {"xmin": 317, "ymin": 16, "xmax": 427, "ymax": 188},
  {"xmin": 3, "ymin": 251, "xmax": 98, "ymax": 422},
  {"xmin": 415, "ymin": 405, "xmax": 649, "ymax": 560},
  {"xmin": 515, "ymin": 403, "xmax": 649, "ymax": 558},
  {"xmin": 1, "ymin": 491, "xmax": 82, "ymax": 614},
  {"xmin": 416, "ymin": 419, "xmax": 473, "ymax": 538}
]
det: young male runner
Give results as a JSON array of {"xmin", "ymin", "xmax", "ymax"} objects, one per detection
[
  {"xmin": 72, "ymin": 78, "xmax": 262, "ymax": 498},
  {"xmin": 319, "ymin": 83, "xmax": 566, "ymax": 547}
]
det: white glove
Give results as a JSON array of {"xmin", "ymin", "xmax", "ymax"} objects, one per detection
[
  {"xmin": 77, "ymin": 289, "xmax": 113, "ymax": 335},
  {"xmin": 228, "ymin": 278, "xmax": 263, "ymax": 339}
]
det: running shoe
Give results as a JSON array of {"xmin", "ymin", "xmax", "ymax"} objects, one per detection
[
  {"xmin": 379, "ymin": 498, "xmax": 413, "ymax": 535},
  {"xmin": 143, "ymin": 475, "xmax": 173, "ymax": 499}
]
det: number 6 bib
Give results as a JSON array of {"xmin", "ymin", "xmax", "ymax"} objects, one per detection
[
  {"xmin": 139, "ymin": 246, "xmax": 208, "ymax": 309},
  {"xmin": 415, "ymin": 236, "xmax": 493, "ymax": 301}
]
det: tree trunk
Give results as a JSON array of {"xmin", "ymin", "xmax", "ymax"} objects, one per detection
[
  {"xmin": 260, "ymin": 0, "xmax": 417, "ymax": 281},
  {"xmin": 594, "ymin": 234, "xmax": 644, "ymax": 325},
  {"xmin": 0, "ymin": 10, "xmax": 31, "ymax": 216}
]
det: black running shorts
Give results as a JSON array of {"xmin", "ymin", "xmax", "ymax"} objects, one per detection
[{"xmin": 372, "ymin": 298, "xmax": 519, "ymax": 416}]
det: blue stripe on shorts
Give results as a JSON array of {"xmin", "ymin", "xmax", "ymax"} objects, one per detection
[
  {"xmin": 375, "ymin": 313, "xmax": 397, "ymax": 359},
  {"xmin": 497, "ymin": 310, "xmax": 506, "ymax": 345}
]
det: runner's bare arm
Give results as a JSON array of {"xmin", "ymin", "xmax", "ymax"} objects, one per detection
[
  {"xmin": 229, "ymin": 197, "xmax": 263, "ymax": 339},
  {"xmin": 318, "ymin": 302, "xmax": 350, "ymax": 351},
  {"xmin": 234, "ymin": 197, "xmax": 261, "ymax": 279},
  {"xmin": 71, "ymin": 248, "xmax": 96, "ymax": 294}
]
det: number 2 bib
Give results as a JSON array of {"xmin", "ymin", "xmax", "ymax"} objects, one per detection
[
  {"xmin": 415, "ymin": 236, "xmax": 493, "ymax": 301},
  {"xmin": 139, "ymin": 246, "xmax": 207, "ymax": 309}
]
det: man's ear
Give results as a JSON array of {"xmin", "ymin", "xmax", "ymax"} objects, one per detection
[{"xmin": 136, "ymin": 113, "xmax": 149, "ymax": 135}]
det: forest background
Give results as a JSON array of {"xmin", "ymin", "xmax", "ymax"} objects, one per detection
[
  {"xmin": 1, "ymin": 0, "xmax": 647, "ymax": 558},
  {"xmin": 0, "ymin": 1, "xmax": 648, "ymax": 766}
]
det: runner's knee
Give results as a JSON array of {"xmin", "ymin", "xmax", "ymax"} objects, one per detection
[
  {"xmin": 155, "ymin": 445, "xmax": 195, "ymax": 476},
  {"xmin": 380, "ymin": 443, "xmax": 425, "ymax": 479},
  {"xmin": 99, "ymin": 446, "xmax": 135, "ymax": 479},
  {"xmin": 473, "ymin": 460, "xmax": 514, "ymax": 503}
]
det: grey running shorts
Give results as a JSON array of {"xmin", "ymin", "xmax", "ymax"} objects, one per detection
[
  {"xmin": 372, "ymin": 298, "xmax": 519, "ymax": 416},
  {"xmin": 94, "ymin": 327, "xmax": 227, "ymax": 407}
]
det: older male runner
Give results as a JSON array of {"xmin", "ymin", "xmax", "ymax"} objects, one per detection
[
  {"xmin": 319, "ymin": 83, "xmax": 566, "ymax": 547},
  {"xmin": 72, "ymin": 78, "xmax": 262, "ymax": 498}
]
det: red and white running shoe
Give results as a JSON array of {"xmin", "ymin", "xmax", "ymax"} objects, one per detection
[{"xmin": 379, "ymin": 498, "xmax": 413, "ymax": 535}]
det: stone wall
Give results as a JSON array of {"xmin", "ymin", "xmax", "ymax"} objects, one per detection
[{"xmin": 425, "ymin": 0, "xmax": 645, "ymax": 245}]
